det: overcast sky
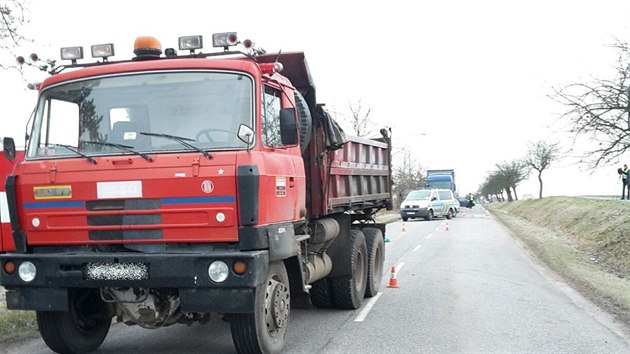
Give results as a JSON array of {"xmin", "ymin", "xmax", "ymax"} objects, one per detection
[{"xmin": 2, "ymin": 0, "xmax": 630, "ymax": 198}]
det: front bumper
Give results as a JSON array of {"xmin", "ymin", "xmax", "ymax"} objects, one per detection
[
  {"xmin": 0, "ymin": 250, "xmax": 268, "ymax": 313},
  {"xmin": 400, "ymin": 208, "xmax": 429, "ymax": 218}
]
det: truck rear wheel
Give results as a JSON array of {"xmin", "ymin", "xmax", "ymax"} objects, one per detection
[
  {"xmin": 363, "ymin": 227, "xmax": 385, "ymax": 298},
  {"xmin": 331, "ymin": 229, "xmax": 367, "ymax": 309},
  {"xmin": 37, "ymin": 289, "xmax": 111, "ymax": 354},
  {"xmin": 230, "ymin": 261, "xmax": 290, "ymax": 354},
  {"xmin": 309, "ymin": 278, "xmax": 334, "ymax": 308},
  {"xmin": 425, "ymin": 210, "xmax": 433, "ymax": 221},
  {"xmin": 446, "ymin": 209, "xmax": 453, "ymax": 219}
]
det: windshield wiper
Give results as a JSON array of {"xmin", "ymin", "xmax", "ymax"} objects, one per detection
[
  {"xmin": 82, "ymin": 141, "xmax": 154, "ymax": 162},
  {"xmin": 139, "ymin": 132, "xmax": 213, "ymax": 159},
  {"xmin": 47, "ymin": 143, "xmax": 97, "ymax": 165}
]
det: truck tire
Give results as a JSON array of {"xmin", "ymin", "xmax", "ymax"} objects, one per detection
[
  {"xmin": 37, "ymin": 289, "xmax": 111, "ymax": 354},
  {"xmin": 294, "ymin": 90, "xmax": 312, "ymax": 155},
  {"xmin": 309, "ymin": 278, "xmax": 334, "ymax": 308},
  {"xmin": 363, "ymin": 227, "xmax": 385, "ymax": 298},
  {"xmin": 330, "ymin": 229, "xmax": 367, "ymax": 309},
  {"xmin": 425, "ymin": 210, "xmax": 433, "ymax": 221},
  {"xmin": 402, "ymin": 216, "xmax": 408, "ymax": 222},
  {"xmin": 446, "ymin": 209, "xmax": 453, "ymax": 219},
  {"xmin": 230, "ymin": 261, "xmax": 290, "ymax": 354}
]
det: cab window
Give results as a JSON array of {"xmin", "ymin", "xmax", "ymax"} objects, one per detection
[{"xmin": 261, "ymin": 86, "xmax": 282, "ymax": 147}]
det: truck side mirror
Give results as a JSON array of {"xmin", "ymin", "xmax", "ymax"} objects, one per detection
[
  {"xmin": 2, "ymin": 137, "xmax": 16, "ymax": 161},
  {"xmin": 237, "ymin": 124, "xmax": 255, "ymax": 146},
  {"xmin": 279, "ymin": 108, "xmax": 298, "ymax": 146}
]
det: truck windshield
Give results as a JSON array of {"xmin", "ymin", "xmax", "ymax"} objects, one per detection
[{"xmin": 26, "ymin": 71, "xmax": 253, "ymax": 159}]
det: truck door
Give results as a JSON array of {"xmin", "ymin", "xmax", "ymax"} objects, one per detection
[{"xmin": 258, "ymin": 84, "xmax": 304, "ymax": 224}]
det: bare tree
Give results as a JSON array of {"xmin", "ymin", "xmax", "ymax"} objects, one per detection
[
  {"xmin": 1, "ymin": 0, "xmax": 29, "ymax": 69},
  {"xmin": 392, "ymin": 147, "xmax": 426, "ymax": 203},
  {"xmin": 348, "ymin": 100, "xmax": 374, "ymax": 137},
  {"xmin": 524, "ymin": 141, "xmax": 560, "ymax": 199},
  {"xmin": 480, "ymin": 172, "xmax": 506, "ymax": 202},
  {"xmin": 552, "ymin": 41, "xmax": 630, "ymax": 167},
  {"xmin": 480, "ymin": 161, "xmax": 528, "ymax": 202}
]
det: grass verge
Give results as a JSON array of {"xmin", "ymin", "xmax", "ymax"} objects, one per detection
[
  {"xmin": 0, "ymin": 301, "xmax": 37, "ymax": 344},
  {"xmin": 487, "ymin": 197, "xmax": 630, "ymax": 327}
]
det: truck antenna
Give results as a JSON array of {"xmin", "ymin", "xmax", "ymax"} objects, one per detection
[{"xmin": 274, "ymin": 50, "xmax": 282, "ymax": 64}]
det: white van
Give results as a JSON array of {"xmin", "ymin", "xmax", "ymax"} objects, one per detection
[{"xmin": 399, "ymin": 189, "xmax": 458, "ymax": 221}]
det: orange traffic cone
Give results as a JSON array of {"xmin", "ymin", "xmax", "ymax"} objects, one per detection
[
  {"xmin": 445, "ymin": 223, "xmax": 449, "ymax": 232},
  {"xmin": 401, "ymin": 223, "xmax": 407, "ymax": 232},
  {"xmin": 387, "ymin": 265, "xmax": 400, "ymax": 288}
]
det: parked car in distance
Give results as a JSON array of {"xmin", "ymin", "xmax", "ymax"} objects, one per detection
[
  {"xmin": 400, "ymin": 189, "xmax": 458, "ymax": 221},
  {"xmin": 458, "ymin": 197, "xmax": 474, "ymax": 208}
]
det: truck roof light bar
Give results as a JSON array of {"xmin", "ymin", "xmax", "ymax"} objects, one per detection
[
  {"xmin": 91, "ymin": 43, "xmax": 115, "ymax": 61},
  {"xmin": 212, "ymin": 32, "xmax": 238, "ymax": 50},
  {"xmin": 179, "ymin": 35, "xmax": 203, "ymax": 54},
  {"xmin": 60, "ymin": 46, "xmax": 84, "ymax": 64}
]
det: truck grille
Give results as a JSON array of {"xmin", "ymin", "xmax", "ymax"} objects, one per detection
[{"xmin": 86, "ymin": 199, "xmax": 162, "ymax": 240}]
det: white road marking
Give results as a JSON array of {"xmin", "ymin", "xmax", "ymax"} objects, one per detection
[
  {"xmin": 427, "ymin": 234, "xmax": 433, "ymax": 239},
  {"xmin": 396, "ymin": 262, "xmax": 405, "ymax": 273},
  {"xmin": 412, "ymin": 245, "xmax": 422, "ymax": 252},
  {"xmin": 354, "ymin": 292, "xmax": 382, "ymax": 322}
]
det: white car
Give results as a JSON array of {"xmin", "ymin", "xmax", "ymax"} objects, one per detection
[{"xmin": 399, "ymin": 189, "xmax": 458, "ymax": 221}]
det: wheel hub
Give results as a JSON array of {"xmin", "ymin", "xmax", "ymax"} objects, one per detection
[{"xmin": 264, "ymin": 278, "xmax": 290, "ymax": 334}]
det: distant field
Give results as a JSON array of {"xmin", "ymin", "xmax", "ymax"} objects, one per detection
[{"xmin": 487, "ymin": 197, "xmax": 630, "ymax": 327}]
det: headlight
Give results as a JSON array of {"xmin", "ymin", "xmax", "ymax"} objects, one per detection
[
  {"xmin": 18, "ymin": 261, "xmax": 37, "ymax": 282},
  {"xmin": 208, "ymin": 261, "xmax": 229, "ymax": 283}
]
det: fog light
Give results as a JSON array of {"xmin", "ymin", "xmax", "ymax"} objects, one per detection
[
  {"xmin": 208, "ymin": 261, "xmax": 228, "ymax": 283},
  {"xmin": 18, "ymin": 261, "xmax": 36, "ymax": 282},
  {"xmin": 3, "ymin": 261, "xmax": 16, "ymax": 274},
  {"xmin": 233, "ymin": 261, "xmax": 247, "ymax": 275}
]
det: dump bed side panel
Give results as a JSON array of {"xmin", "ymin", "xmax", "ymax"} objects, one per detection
[{"xmin": 325, "ymin": 135, "xmax": 392, "ymax": 214}]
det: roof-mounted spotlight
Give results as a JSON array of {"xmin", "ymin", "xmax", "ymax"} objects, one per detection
[
  {"xmin": 212, "ymin": 32, "xmax": 238, "ymax": 50},
  {"xmin": 179, "ymin": 35, "xmax": 203, "ymax": 54},
  {"xmin": 60, "ymin": 46, "xmax": 84, "ymax": 65},
  {"xmin": 91, "ymin": 43, "xmax": 115, "ymax": 61}
]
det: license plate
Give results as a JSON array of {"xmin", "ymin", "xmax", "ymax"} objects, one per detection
[
  {"xmin": 406, "ymin": 212, "xmax": 415, "ymax": 214},
  {"xmin": 84, "ymin": 262, "xmax": 149, "ymax": 280}
]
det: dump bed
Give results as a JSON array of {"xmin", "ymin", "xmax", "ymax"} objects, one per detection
[{"xmin": 258, "ymin": 52, "xmax": 393, "ymax": 217}]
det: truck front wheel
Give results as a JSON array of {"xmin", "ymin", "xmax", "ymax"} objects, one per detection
[
  {"xmin": 37, "ymin": 289, "xmax": 112, "ymax": 354},
  {"xmin": 230, "ymin": 261, "xmax": 290, "ymax": 354},
  {"xmin": 331, "ymin": 229, "xmax": 368, "ymax": 309}
]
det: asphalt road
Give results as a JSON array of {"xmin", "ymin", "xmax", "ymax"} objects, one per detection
[{"xmin": 3, "ymin": 206, "xmax": 629, "ymax": 353}]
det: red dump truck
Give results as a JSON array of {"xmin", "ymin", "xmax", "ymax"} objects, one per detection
[{"xmin": 0, "ymin": 33, "xmax": 392, "ymax": 354}]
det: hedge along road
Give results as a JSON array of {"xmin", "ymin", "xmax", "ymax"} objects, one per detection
[{"xmin": 2, "ymin": 206, "xmax": 629, "ymax": 354}]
